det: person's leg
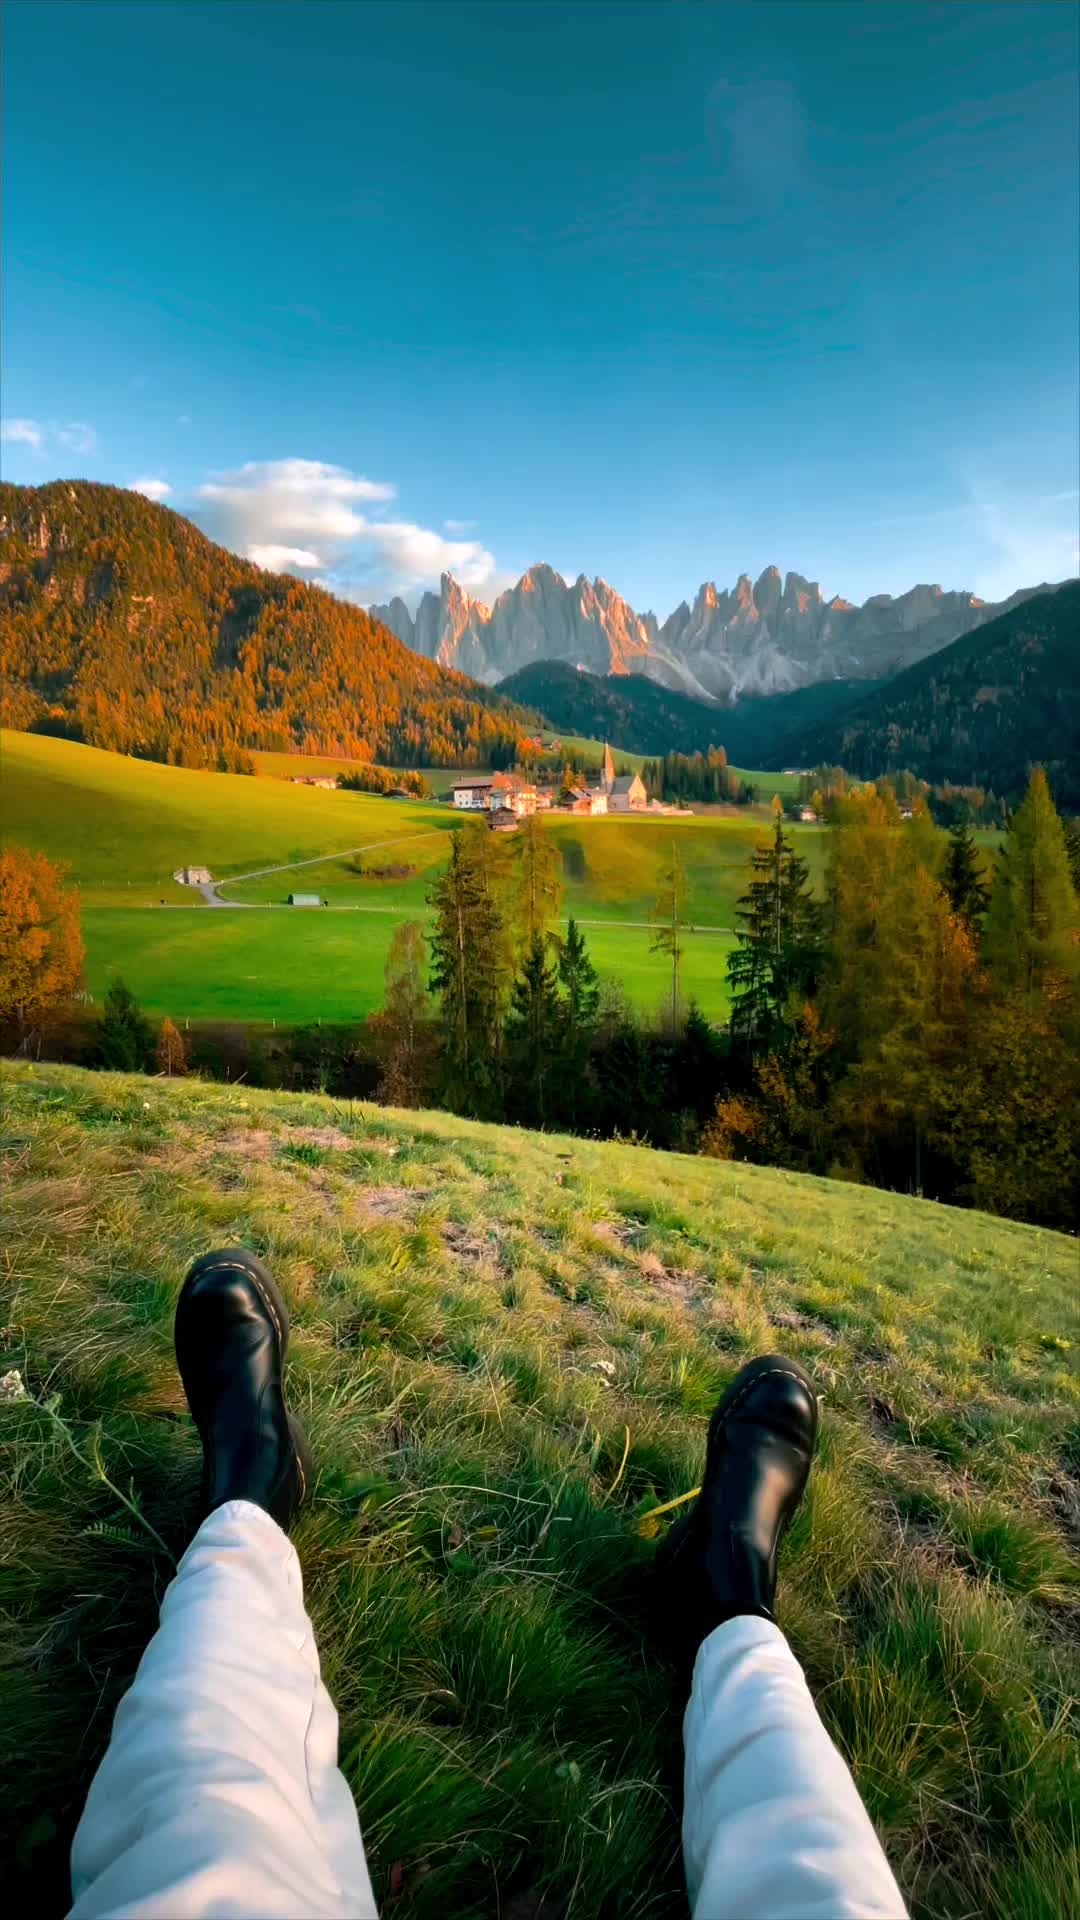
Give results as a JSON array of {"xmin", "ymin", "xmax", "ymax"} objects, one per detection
[
  {"xmin": 69, "ymin": 1250, "xmax": 377, "ymax": 1920},
  {"xmin": 658, "ymin": 1355, "xmax": 907, "ymax": 1920}
]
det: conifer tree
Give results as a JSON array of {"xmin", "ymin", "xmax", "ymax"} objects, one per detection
[
  {"xmin": 506, "ymin": 934, "xmax": 563, "ymax": 1125},
  {"xmin": 513, "ymin": 815, "xmax": 562, "ymax": 952},
  {"xmin": 823, "ymin": 787, "xmax": 975, "ymax": 1191},
  {"xmin": 557, "ymin": 917, "xmax": 600, "ymax": 1124},
  {"xmin": 983, "ymin": 768, "xmax": 1080, "ymax": 1005},
  {"xmin": 943, "ymin": 817, "xmax": 989, "ymax": 931},
  {"xmin": 95, "ymin": 978, "xmax": 154, "ymax": 1072},
  {"xmin": 369, "ymin": 921, "xmax": 435, "ymax": 1107},
  {"xmin": 428, "ymin": 826, "xmax": 513, "ymax": 1115},
  {"xmin": 156, "ymin": 1016, "xmax": 188, "ymax": 1076},
  {"xmin": 728, "ymin": 808, "xmax": 822, "ymax": 1055}
]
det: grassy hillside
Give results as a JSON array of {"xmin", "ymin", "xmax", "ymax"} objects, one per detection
[
  {"xmin": 4, "ymin": 731, "xmax": 825, "ymax": 1021},
  {"xmin": 2, "ymin": 1061, "xmax": 1078, "ymax": 1919}
]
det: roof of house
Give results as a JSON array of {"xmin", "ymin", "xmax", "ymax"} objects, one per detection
[
  {"xmin": 610, "ymin": 773, "xmax": 642, "ymax": 793},
  {"xmin": 452, "ymin": 775, "xmax": 494, "ymax": 789}
]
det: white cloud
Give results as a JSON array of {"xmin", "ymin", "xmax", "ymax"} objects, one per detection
[
  {"xmin": 443, "ymin": 517, "xmax": 476, "ymax": 535},
  {"xmin": 249, "ymin": 544, "xmax": 323, "ymax": 572},
  {"xmin": 130, "ymin": 475, "xmax": 171, "ymax": 500},
  {"xmin": 54, "ymin": 421, "xmax": 97, "ymax": 454},
  {"xmin": 1, "ymin": 417, "xmax": 44, "ymax": 450},
  {"xmin": 193, "ymin": 457, "xmax": 495, "ymax": 597}
]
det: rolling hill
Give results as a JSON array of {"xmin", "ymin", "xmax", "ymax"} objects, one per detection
[
  {"xmin": 3, "ymin": 1059, "xmax": 1078, "ymax": 1917},
  {"xmin": 795, "ymin": 581, "xmax": 1080, "ymax": 805},
  {"xmin": 0, "ymin": 481, "xmax": 534, "ymax": 768}
]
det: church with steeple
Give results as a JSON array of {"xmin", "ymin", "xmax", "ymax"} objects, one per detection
[{"xmin": 599, "ymin": 741, "xmax": 647, "ymax": 812}]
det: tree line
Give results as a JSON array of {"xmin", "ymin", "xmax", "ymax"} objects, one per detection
[{"xmin": 639, "ymin": 748, "xmax": 757, "ymax": 806}]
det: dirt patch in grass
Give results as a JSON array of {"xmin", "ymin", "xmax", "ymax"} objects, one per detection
[
  {"xmin": 772, "ymin": 1307, "xmax": 841, "ymax": 1345},
  {"xmin": 356, "ymin": 1185, "xmax": 433, "ymax": 1221},
  {"xmin": 586, "ymin": 1219, "xmax": 632, "ymax": 1253},
  {"xmin": 288, "ymin": 1125, "xmax": 354, "ymax": 1151},
  {"xmin": 637, "ymin": 1253, "xmax": 707, "ymax": 1309},
  {"xmin": 217, "ymin": 1127, "xmax": 274, "ymax": 1158},
  {"xmin": 443, "ymin": 1220, "xmax": 508, "ymax": 1268}
]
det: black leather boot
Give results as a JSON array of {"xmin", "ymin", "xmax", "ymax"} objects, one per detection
[
  {"xmin": 175, "ymin": 1247, "xmax": 312, "ymax": 1533},
  {"xmin": 654, "ymin": 1353, "xmax": 819, "ymax": 1684}
]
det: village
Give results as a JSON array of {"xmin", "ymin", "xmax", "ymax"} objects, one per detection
[{"xmin": 448, "ymin": 743, "xmax": 679, "ymax": 827}]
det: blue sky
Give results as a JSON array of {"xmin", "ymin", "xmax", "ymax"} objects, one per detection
[{"xmin": 2, "ymin": 0, "xmax": 1077, "ymax": 613}]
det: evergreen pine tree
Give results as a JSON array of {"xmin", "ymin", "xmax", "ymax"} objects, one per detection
[
  {"xmin": 95, "ymin": 978, "xmax": 154, "ymax": 1071},
  {"xmin": 983, "ymin": 768, "xmax": 1080, "ymax": 1005},
  {"xmin": 728, "ymin": 810, "xmax": 823, "ymax": 1055},
  {"xmin": 557, "ymin": 917, "xmax": 600, "ymax": 1125},
  {"xmin": 672, "ymin": 1001, "xmax": 725, "ymax": 1124},
  {"xmin": 943, "ymin": 817, "xmax": 989, "ymax": 930},
  {"xmin": 428, "ymin": 826, "xmax": 513, "ymax": 1115},
  {"xmin": 506, "ymin": 934, "xmax": 563, "ymax": 1125}
]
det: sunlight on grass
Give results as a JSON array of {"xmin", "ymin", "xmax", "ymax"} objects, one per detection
[{"xmin": 1, "ymin": 1059, "xmax": 1077, "ymax": 1917}]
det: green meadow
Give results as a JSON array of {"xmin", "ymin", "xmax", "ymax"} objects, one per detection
[
  {"xmin": 3, "ymin": 1060, "xmax": 1077, "ymax": 1918},
  {"xmin": 4, "ymin": 731, "xmax": 816, "ymax": 1023}
]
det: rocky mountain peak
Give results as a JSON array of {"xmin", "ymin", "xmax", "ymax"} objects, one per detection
[{"xmin": 371, "ymin": 562, "xmax": 1046, "ymax": 704}]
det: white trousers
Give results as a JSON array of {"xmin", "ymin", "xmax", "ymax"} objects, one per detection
[{"xmin": 70, "ymin": 1503, "xmax": 906, "ymax": 1920}]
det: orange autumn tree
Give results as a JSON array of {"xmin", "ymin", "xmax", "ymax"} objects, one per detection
[{"xmin": 0, "ymin": 844, "xmax": 85, "ymax": 1044}]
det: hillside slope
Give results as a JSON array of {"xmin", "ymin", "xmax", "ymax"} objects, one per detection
[
  {"xmin": 3, "ymin": 1062, "xmax": 1078, "ymax": 1919},
  {"xmin": 0, "ymin": 482, "xmax": 532, "ymax": 767},
  {"xmin": 796, "ymin": 581, "xmax": 1080, "ymax": 804},
  {"xmin": 499, "ymin": 658, "xmax": 883, "ymax": 762}
]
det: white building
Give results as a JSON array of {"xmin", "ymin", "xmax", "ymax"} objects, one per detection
[
  {"xmin": 451, "ymin": 776, "xmax": 495, "ymax": 809},
  {"xmin": 607, "ymin": 772, "xmax": 648, "ymax": 813}
]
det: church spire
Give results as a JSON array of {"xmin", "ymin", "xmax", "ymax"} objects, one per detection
[{"xmin": 602, "ymin": 741, "xmax": 615, "ymax": 791}]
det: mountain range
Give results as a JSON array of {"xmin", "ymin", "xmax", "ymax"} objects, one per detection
[
  {"xmin": 502, "ymin": 584, "xmax": 1080, "ymax": 806},
  {"xmin": 373, "ymin": 563, "xmax": 1053, "ymax": 702},
  {"xmin": 1, "ymin": 482, "xmax": 1074, "ymax": 804}
]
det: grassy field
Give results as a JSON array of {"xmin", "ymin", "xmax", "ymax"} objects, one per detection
[
  {"xmin": 4, "ymin": 731, "xmax": 817, "ymax": 1022},
  {"xmin": 2, "ymin": 1060, "xmax": 1077, "ymax": 1918},
  {"xmin": 74, "ymin": 908, "xmax": 736, "ymax": 1023}
]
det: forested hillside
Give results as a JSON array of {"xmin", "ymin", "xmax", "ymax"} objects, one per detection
[
  {"xmin": 499, "ymin": 658, "xmax": 880, "ymax": 762},
  {"xmin": 0, "ymin": 482, "xmax": 533, "ymax": 767},
  {"xmin": 797, "ymin": 582, "xmax": 1080, "ymax": 806}
]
